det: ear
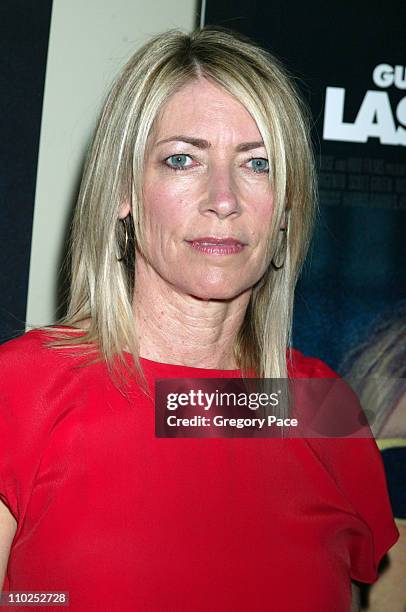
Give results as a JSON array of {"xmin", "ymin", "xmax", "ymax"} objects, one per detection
[{"xmin": 118, "ymin": 200, "xmax": 131, "ymax": 220}]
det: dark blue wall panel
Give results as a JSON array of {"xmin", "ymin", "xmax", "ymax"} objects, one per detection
[{"xmin": 0, "ymin": 0, "xmax": 53, "ymax": 342}]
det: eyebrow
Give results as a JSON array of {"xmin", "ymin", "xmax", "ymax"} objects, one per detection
[{"xmin": 155, "ymin": 135, "xmax": 265, "ymax": 152}]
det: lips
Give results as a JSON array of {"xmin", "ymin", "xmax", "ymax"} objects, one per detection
[
  {"xmin": 187, "ymin": 237, "xmax": 245, "ymax": 246},
  {"xmin": 186, "ymin": 236, "xmax": 246, "ymax": 255}
]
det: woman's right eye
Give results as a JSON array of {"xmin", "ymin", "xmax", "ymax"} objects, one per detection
[{"xmin": 164, "ymin": 154, "xmax": 194, "ymax": 171}]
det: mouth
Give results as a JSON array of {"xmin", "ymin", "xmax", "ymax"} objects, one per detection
[{"xmin": 186, "ymin": 236, "xmax": 246, "ymax": 255}]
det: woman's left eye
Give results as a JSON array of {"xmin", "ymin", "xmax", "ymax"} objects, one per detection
[{"xmin": 247, "ymin": 158, "xmax": 269, "ymax": 173}]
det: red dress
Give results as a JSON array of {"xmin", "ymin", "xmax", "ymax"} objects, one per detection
[{"xmin": 0, "ymin": 328, "xmax": 399, "ymax": 611}]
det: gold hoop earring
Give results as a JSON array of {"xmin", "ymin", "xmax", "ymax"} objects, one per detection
[
  {"xmin": 271, "ymin": 227, "xmax": 287, "ymax": 270},
  {"xmin": 116, "ymin": 218, "xmax": 129, "ymax": 262}
]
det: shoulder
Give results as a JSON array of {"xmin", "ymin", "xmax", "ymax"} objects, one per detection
[
  {"xmin": 0, "ymin": 327, "xmax": 48, "ymax": 357},
  {"xmin": 0, "ymin": 328, "xmax": 69, "ymax": 375},
  {"xmin": 288, "ymin": 347, "xmax": 340, "ymax": 378},
  {"xmin": 0, "ymin": 330, "xmax": 61, "ymax": 404},
  {"xmin": 0, "ymin": 328, "xmax": 117, "ymax": 444},
  {"xmin": 0, "ymin": 327, "xmax": 100, "ymax": 399}
]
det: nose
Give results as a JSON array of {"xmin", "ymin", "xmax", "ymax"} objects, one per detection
[{"xmin": 199, "ymin": 164, "xmax": 241, "ymax": 219}]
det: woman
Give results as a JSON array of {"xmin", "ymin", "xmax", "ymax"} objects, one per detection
[{"xmin": 0, "ymin": 27, "xmax": 399, "ymax": 611}]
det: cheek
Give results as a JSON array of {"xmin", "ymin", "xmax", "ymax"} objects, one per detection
[
  {"xmin": 143, "ymin": 183, "xmax": 179, "ymax": 230},
  {"xmin": 249, "ymin": 193, "xmax": 275, "ymax": 243},
  {"xmin": 260, "ymin": 190, "xmax": 275, "ymax": 221},
  {"xmin": 142, "ymin": 183, "xmax": 188, "ymax": 261}
]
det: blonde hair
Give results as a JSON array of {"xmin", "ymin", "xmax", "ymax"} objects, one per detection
[{"xmin": 36, "ymin": 26, "xmax": 317, "ymax": 392}]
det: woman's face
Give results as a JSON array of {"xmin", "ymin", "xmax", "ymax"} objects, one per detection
[{"xmin": 132, "ymin": 78, "xmax": 275, "ymax": 301}]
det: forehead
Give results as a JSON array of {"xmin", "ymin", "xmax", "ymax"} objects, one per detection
[{"xmin": 153, "ymin": 78, "xmax": 262, "ymax": 141}]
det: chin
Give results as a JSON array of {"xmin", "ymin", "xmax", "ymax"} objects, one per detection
[
  {"xmin": 167, "ymin": 268, "xmax": 257, "ymax": 302},
  {"xmin": 186, "ymin": 282, "xmax": 251, "ymax": 302}
]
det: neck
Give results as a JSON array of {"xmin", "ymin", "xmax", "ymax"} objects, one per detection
[{"xmin": 133, "ymin": 258, "xmax": 251, "ymax": 369}]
